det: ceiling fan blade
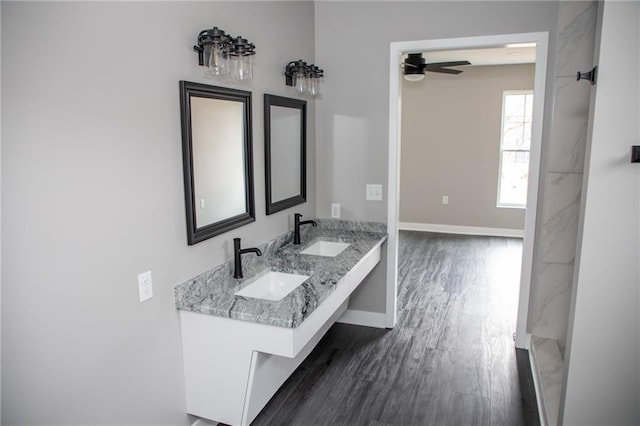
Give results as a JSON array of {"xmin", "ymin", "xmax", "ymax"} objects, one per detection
[
  {"xmin": 425, "ymin": 60, "xmax": 471, "ymax": 68},
  {"xmin": 403, "ymin": 62, "xmax": 419, "ymax": 69},
  {"xmin": 427, "ymin": 67, "xmax": 464, "ymax": 75}
]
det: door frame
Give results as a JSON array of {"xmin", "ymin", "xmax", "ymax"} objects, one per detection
[{"xmin": 386, "ymin": 32, "xmax": 549, "ymax": 349}]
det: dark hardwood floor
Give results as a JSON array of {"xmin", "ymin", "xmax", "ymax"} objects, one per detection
[{"xmin": 252, "ymin": 231, "xmax": 528, "ymax": 425}]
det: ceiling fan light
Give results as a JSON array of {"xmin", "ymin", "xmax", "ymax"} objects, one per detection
[{"xmin": 404, "ymin": 74, "xmax": 425, "ymax": 82}]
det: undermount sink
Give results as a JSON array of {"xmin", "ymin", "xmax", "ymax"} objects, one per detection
[
  {"xmin": 235, "ymin": 271, "xmax": 310, "ymax": 301},
  {"xmin": 300, "ymin": 240, "xmax": 350, "ymax": 257}
]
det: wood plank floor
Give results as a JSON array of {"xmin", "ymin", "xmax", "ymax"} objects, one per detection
[{"xmin": 252, "ymin": 231, "xmax": 528, "ymax": 425}]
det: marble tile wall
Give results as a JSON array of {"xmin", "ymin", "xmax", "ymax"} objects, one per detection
[
  {"xmin": 540, "ymin": 173, "xmax": 582, "ymax": 265},
  {"xmin": 531, "ymin": 1, "xmax": 597, "ymax": 353},
  {"xmin": 531, "ymin": 263, "xmax": 573, "ymax": 348}
]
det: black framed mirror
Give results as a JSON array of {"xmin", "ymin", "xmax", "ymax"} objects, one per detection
[
  {"xmin": 180, "ymin": 81, "xmax": 255, "ymax": 245},
  {"xmin": 264, "ymin": 94, "xmax": 307, "ymax": 215}
]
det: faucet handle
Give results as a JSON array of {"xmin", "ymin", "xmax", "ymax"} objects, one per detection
[{"xmin": 233, "ymin": 238, "xmax": 245, "ymax": 255}]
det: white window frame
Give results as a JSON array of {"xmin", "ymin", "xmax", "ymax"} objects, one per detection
[{"xmin": 497, "ymin": 90, "xmax": 533, "ymax": 209}]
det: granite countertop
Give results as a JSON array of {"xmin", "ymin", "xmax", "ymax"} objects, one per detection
[{"xmin": 174, "ymin": 219, "xmax": 387, "ymax": 329}]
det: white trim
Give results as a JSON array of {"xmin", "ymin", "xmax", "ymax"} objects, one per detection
[
  {"xmin": 516, "ymin": 34, "xmax": 548, "ymax": 349},
  {"xmin": 386, "ymin": 40, "xmax": 401, "ymax": 329},
  {"xmin": 388, "ymin": 32, "xmax": 548, "ymax": 349},
  {"xmin": 399, "ymin": 222, "xmax": 524, "ymax": 238},
  {"xmin": 528, "ymin": 337, "xmax": 548, "ymax": 426},
  {"xmin": 530, "ymin": 336, "xmax": 564, "ymax": 426},
  {"xmin": 191, "ymin": 418, "xmax": 217, "ymax": 426},
  {"xmin": 337, "ymin": 309, "xmax": 387, "ymax": 328}
]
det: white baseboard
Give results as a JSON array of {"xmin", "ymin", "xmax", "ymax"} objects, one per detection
[
  {"xmin": 191, "ymin": 418, "xmax": 217, "ymax": 426},
  {"xmin": 530, "ymin": 336, "xmax": 567, "ymax": 426},
  {"xmin": 529, "ymin": 341, "xmax": 547, "ymax": 426},
  {"xmin": 526, "ymin": 334, "xmax": 546, "ymax": 426},
  {"xmin": 399, "ymin": 222, "xmax": 524, "ymax": 238},
  {"xmin": 337, "ymin": 309, "xmax": 387, "ymax": 328}
]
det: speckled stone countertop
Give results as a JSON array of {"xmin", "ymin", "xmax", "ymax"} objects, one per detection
[{"xmin": 174, "ymin": 219, "xmax": 387, "ymax": 328}]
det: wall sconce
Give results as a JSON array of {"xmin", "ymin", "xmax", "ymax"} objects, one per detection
[
  {"xmin": 193, "ymin": 26, "xmax": 255, "ymax": 82},
  {"xmin": 285, "ymin": 60, "xmax": 324, "ymax": 97}
]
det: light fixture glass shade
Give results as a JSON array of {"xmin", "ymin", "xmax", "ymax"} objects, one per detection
[
  {"xmin": 294, "ymin": 73, "xmax": 306, "ymax": 94},
  {"xmin": 404, "ymin": 73, "xmax": 425, "ymax": 82},
  {"xmin": 204, "ymin": 44, "xmax": 229, "ymax": 76},
  {"xmin": 229, "ymin": 36, "xmax": 255, "ymax": 82},
  {"xmin": 233, "ymin": 55, "xmax": 253, "ymax": 81},
  {"xmin": 308, "ymin": 77, "xmax": 320, "ymax": 96}
]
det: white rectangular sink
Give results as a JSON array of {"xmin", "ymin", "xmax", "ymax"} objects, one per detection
[
  {"xmin": 300, "ymin": 241, "xmax": 350, "ymax": 257},
  {"xmin": 235, "ymin": 271, "xmax": 310, "ymax": 301}
]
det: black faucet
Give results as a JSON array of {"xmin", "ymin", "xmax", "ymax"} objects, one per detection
[
  {"xmin": 294, "ymin": 213, "xmax": 317, "ymax": 245},
  {"xmin": 233, "ymin": 238, "xmax": 262, "ymax": 279}
]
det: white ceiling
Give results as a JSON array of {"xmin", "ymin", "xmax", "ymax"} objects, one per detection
[{"xmin": 407, "ymin": 46, "xmax": 536, "ymax": 67}]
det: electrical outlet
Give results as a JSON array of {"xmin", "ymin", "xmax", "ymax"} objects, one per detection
[
  {"xmin": 442, "ymin": 195, "xmax": 449, "ymax": 205},
  {"xmin": 331, "ymin": 203, "xmax": 341, "ymax": 218},
  {"xmin": 138, "ymin": 271, "xmax": 153, "ymax": 302},
  {"xmin": 366, "ymin": 184, "xmax": 383, "ymax": 201}
]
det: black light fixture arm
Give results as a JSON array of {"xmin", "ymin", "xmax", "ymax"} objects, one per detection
[
  {"xmin": 285, "ymin": 60, "xmax": 304, "ymax": 86},
  {"xmin": 229, "ymin": 36, "xmax": 256, "ymax": 57}
]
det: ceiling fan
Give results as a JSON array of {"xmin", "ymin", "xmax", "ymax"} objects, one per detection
[{"xmin": 403, "ymin": 53, "xmax": 471, "ymax": 81}]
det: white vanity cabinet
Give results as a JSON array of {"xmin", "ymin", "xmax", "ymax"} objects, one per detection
[{"xmin": 179, "ymin": 240, "xmax": 383, "ymax": 425}]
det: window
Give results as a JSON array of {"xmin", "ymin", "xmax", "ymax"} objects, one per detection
[{"xmin": 497, "ymin": 91, "xmax": 533, "ymax": 208}]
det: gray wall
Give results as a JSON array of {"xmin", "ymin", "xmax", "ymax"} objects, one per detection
[
  {"xmin": 1, "ymin": 2, "xmax": 315, "ymax": 424},
  {"xmin": 400, "ymin": 64, "xmax": 533, "ymax": 230},
  {"xmin": 314, "ymin": 1, "xmax": 558, "ymax": 313}
]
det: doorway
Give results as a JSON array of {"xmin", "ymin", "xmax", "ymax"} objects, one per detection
[{"xmin": 386, "ymin": 32, "xmax": 549, "ymax": 349}]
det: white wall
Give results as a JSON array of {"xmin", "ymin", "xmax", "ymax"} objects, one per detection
[
  {"xmin": 315, "ymin": 1, "xmax": 558, "ymax": 313},
  {"xmin": 400, "ymin": 64, "xmax": 533, "ymax": 230},
  {"xmin": 1, "ymin": 2, "xmax": 315, "ymax": 424},
  {"xmin": 562, "ymin": 1, "xmax": 640, "ymax": 423}
]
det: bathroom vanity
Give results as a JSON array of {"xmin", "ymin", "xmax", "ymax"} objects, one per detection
[{"xmin": 175, "ymin": 220, "xmax": 387, "ymax": 425}]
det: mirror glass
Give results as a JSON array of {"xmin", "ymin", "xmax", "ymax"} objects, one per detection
[
  {"xmin": 270, "ymin": 105, "xmax": 302, "ymax": 202},
  {"xmin": 180, "ymin": 81, "xmax": 254, "ymax": 245},
  {"xmin": 264, "ymin": 94, "xmax": 306, "ymax": 215}
]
